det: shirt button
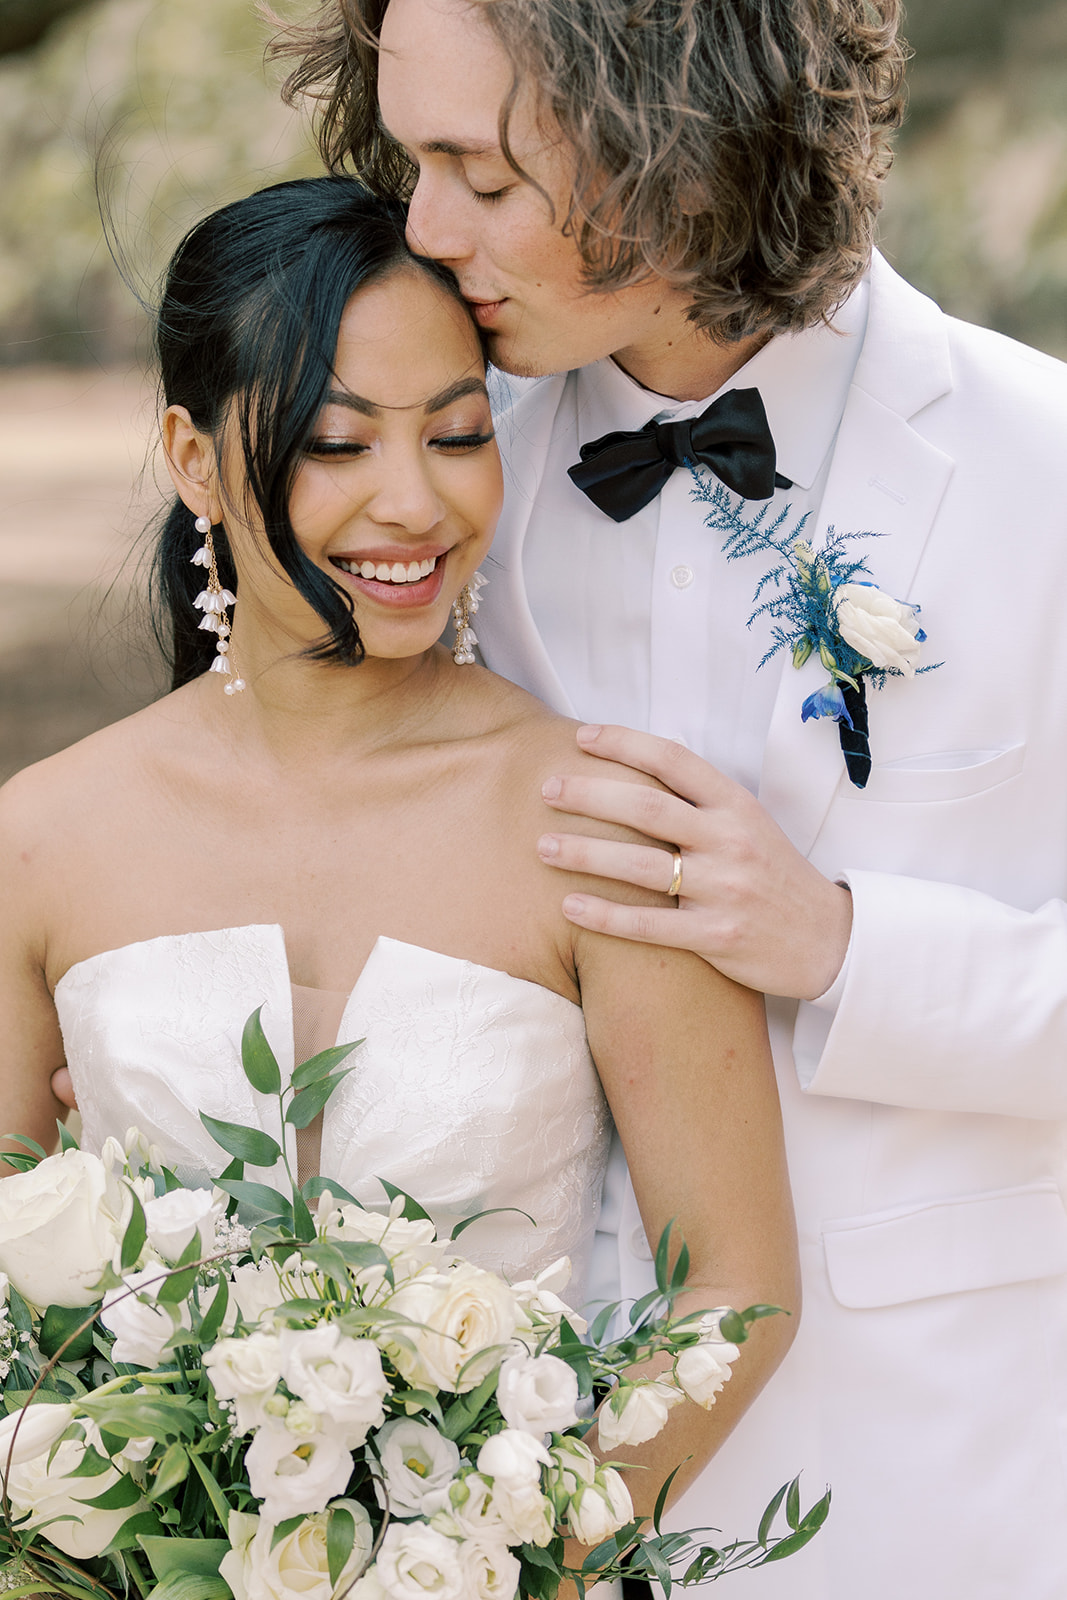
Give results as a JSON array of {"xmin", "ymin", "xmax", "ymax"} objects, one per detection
[{"xmin": 670, "ymin": 564, "xmax": 695, "ymax": 589}]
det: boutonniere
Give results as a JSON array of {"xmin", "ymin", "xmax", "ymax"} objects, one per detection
[{"xmin": 691, "ymin": 472, "xmax": 934, "ymax": 788}]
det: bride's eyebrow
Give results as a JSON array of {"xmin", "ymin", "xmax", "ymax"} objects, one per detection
[{"xmin": 321, "ymin": 377, "xmax": 490, "ymax": 417}]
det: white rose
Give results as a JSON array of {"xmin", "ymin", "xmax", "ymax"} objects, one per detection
[
  {"xmin": 220, "ymin": 1500, "xmax": 374, "ymax": 1600},
  {"xmin": 100, "ymin": 1268, "xmax": 186, "ymax": 1369},
  {"xmin": 143, "ymin": 1188, "xmax": 222, "ymax": 1264},
  {"xmin": 833, "ymin": 581, "xmax": 924, "ymax": 677},
  {"xmin": 476, "ymin": 1431, "xmax": 554, "ymax": 1547},
  {"xmin": 386, "ymin": 1265, "xmax": 518, "ymax": 1393},
  {"xmin": 596, "ymin": 1379, "xmax": 684, "ymax": 1452},
  {"xmin": 568, "ymin": 1468, "xmax": 633, "ymax": 1547},
  {"xmin": 245, "ymin": 1417, "xmax": 354, "ymax": 1522},
  {"xmin": 375, "ymin": 1522, "xmax": 465, "ymax": 1600},
  {"xmin": 673, "ymin": 1339, "xmax": 740, "ymax": 1409},
  {"xmin": 4, "ymin": 1426, "xmax": 147, "ymax": 1559},
  {"xmin": 456, "ymin": 1535, "xmax": 522, "ymax": 1600},
  {"xmin": 0, "ymin": 1402, "xmax": 74, "ymax": 1467},
  {"xmin": 373, "ymin": 1418, "xmax": 460, "ymax": 1518},
  {"xmin": 0, "ymin": 1149, "xmax": 130, "ymax": 1308},
  {"xmin": 281, "ymin": 1324, "xmax": 390, "ymax": 1447},
  {"xmin": 203, "ymin": 1331, "xmax": 284, "ymax": 1433},
  {"xmin": 497, "ymin": 1352, "xmax": 579, "ymax": 1437}
]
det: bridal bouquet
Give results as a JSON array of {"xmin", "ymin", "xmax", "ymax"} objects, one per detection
[{"xmin": 0, "ymin": 1016, "xmax": 827, "ymax": 1599}]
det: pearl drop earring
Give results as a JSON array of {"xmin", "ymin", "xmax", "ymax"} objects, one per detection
[
  {"xmin": 452, "ymin": 570, "xmax": 488, "ymax": 665},
  {"xmin": 190, "ymin": 514, "xmax": 245, "ymax": 693}
]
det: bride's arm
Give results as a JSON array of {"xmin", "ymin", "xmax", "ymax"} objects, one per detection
[
  {"xmin": 573, "ymin": 921, "xmax": 799, "ymax": 1521},
  {"xmin": 0, "ymin": 775, "xmax": 72, "ymax": 1169}
]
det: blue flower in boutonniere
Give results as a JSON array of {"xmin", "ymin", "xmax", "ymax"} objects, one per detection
[{"xmin": 689, "ymin": 473, "xmax": 936, "ymax": 789}]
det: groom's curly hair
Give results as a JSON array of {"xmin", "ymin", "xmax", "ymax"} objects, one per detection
[{"xmin": 276, "ymin": 0, "xmax": 907, "ymax": 341}]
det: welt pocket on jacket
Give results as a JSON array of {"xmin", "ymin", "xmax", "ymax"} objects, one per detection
[
  {"xmin": 859, "ymin": 742, "xmax": 1025, "ymax": 804},
  {"xmin": 822, "ymin": 1182, "xmax": 1067, "ymax": 1308}
]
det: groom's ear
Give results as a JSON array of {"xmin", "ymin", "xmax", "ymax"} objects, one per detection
[{"xmin": 161, "ymin": 404, "xmax": 222, "ymax": 523}]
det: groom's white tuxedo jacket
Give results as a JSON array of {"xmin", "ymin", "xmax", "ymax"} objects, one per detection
[{"xmin": 477, "ymin": 254, "xmax": 1067, "ymax": 1598}]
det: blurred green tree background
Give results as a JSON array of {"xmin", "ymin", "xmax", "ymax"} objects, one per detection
[{"xmin": 0, "ymin": 0, "xmax": 1064, "ymax": 364}]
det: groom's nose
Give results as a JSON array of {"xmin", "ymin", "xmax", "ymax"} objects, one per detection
[{"xmin": 406, "ymin": 171, "xmax": 470, "ymax": 268}]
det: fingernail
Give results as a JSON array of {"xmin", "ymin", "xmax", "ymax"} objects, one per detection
[
  {"xmin": 576, "ymin": 724, "xmax": 602, "ymax": 743},
  {"xmin": 537, "ymin": 834, "xmax": 560, "ymax": 859},
  {"xmin": 562, "ymin": 895, "xmax": 587, "ymax": 917},
  {"xmin": 541, "ymin": 776, "xmax": 562, "ymax": 800}
]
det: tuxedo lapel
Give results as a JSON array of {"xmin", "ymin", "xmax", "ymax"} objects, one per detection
[
  {"xmin": 479, "ymin": 376, "xmax": 577, "ymax": 715},
  {"xmin": 759, "ymin": 256, "xmax": 956, "ymax": 853}
]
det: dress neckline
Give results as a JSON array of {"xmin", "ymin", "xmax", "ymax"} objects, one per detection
[{"xmin": 54, "ymin": 926, "xmax": 582, "ymax": 1015}]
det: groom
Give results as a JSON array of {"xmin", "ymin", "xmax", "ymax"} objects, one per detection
[{"xmin": 258, "ymin": 1, "xmax": 1065, "ymax": 1593}]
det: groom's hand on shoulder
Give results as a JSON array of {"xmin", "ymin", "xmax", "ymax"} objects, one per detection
[{"xmin": 537, "ymin": 724, "xmax": 852, "ymax": 1002}]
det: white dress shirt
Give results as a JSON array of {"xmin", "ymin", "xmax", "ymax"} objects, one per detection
[{"xmin": 522, "ymin": 279, "xmax": 870, "ymax": 796}]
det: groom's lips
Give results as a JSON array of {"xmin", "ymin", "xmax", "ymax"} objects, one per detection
[{"xmin": 468, "ymin": 298, "xmax": 507, "ymax": 329}]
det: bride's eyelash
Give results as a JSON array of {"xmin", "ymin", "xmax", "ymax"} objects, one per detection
[
  {"xmin": 305, "ymin": 438, "xmax": 366, "ymax": 457},
  {"xmin": 433, "ymin": 430, "xmax": 495, "ymax": 451}
]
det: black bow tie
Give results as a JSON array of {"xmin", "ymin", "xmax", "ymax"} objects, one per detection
[{"xmin": 567, "ymin": 386, "xmax": 791, "ymax": 522}]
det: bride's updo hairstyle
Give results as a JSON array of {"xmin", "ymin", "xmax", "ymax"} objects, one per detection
[{"xmin": 153, "ymin": 176, "xmax": 478, "ymax": 690}]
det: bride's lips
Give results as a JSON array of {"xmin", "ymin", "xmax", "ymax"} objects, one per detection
[{"xmin": 329, "ymin": 549, "xmax": 449, "ymax": 609}]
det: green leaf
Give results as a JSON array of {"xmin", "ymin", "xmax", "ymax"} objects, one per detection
[
  {"xmin": 450, "ymin": 1205, "xmax": 536, "ymax": 1241},
  {"xmin": 199, "ymin": 1114, "xmax": 281, "ymax": 1170},
  {"xmin": 56, "ymin": 1119, "xmax": 80, "ymax": 1153},
  {"xmin": 161, "ymin": 1165, "xmax": 185, "ymax": 1193},
  {"xmin": 80, "ymin": 1472, "xmax": 143, "ymax": 1511},
  {"xmin": 0, "ymin": 1152, "xmax": 42, "ymax": 1173},
  {"xmin": 66, "ymin": 1445, "xmax": 118, "ymax": 1481},
  {"xmin": 301, "ymin": 1175, "xmax": 362, "ymax": 1209},
  {"xmin": 718, "ymin": 1309, "xmax": 747, "ymax": 1345},
  {"xmin": 188, "ymin": 1448, "xmax": 234, "ymax": 1527},
  {"xmin": 38, "ymin": 1303, "xmax": 98, "ymax": 1363},
  {"xmin": 240, "ymin": 1008, "xmax": 282, "ymax": 1096},
  {"xmin": 757, "ymin": 1482, "xmax": 789, "ymax": 1547},
  {"xmin": 5, "ymin": 1286, "xmax": 32, "ymax": 1336},
  {"xmin": 785, "ymin": 1474, "xmax": 801, "ymax": 1531},
  {"xmin": 291, "ymin": 1188, "xmax": 317, "ymax": 1244},
  {"xmin": 148, "ymin": 1442, "xmax": 191, "ymax": 1502},
  {"xmin": 375, "ymin": 1179, "xmax": 432, "ymax": 1224},
  {"xmin": 269, "ymin": 1515, "xmax": 305, "ymax": 1549},
  {"xmin": 653, "ymin": 1463, "xmax": 685, "ymax": 1535},
  {"xmin": 800, "ymin": 1487, "xmax": 832, "ymax": 1534},
  {"xmin": 139, "ymin": 1535, "xmax": 232, "ymax": 1582},
  {"xmin": 557, "ymin": 1319, "xmax": 592, "ymax": 1395},
  {"xmin": 758, "ymin": 1524, "xmax": 824, "ymax": 1563},
  {"xmin": 440, "ymin": 1367, "xmax": 499, "ymax": 1441},
  {"xmin": 104, "ymin": 1507, "xmax": 162, "ymax": 1553},
  {"xmin": 156, "ymin": 1234, "xmax": 205, "ymax": 1305},
  {"xmin": 214, "ymin": 1178, "xmax": 293, "ymax": 1222},
  {"xmin": 327, "ymin": 1504, "xmax": 356, "ymax": 1587},
  {"xmin": 653, "ymin": 1218, "xmax": 675, "ymax": 1296},
  {"xmin": 588, "ymin": 1302, "xmax": 621, "ymax": 1346},
  {"xmin": 121, "ymin": 1187, "xmax": 148, "ymax": 1273},
  {"xmin": 80, "ymin": 1394, "xmax": 204, "ymax": 1443},
  {"xmin": 669, "ymin": 1239, "xmax": 690, "ymax": 1291},
  {"xmin": 146, "ymin": 1576, "xmax": 232, "ymax": 1600},
  {"xmin": 2, "ymin": 1133, "xmax": 48, "ymax": 1161},
  {"xmin": 291, "ymin": 1040, "xmax": 364, "ymax": 1091},
  {"xmin": 285, "ymin": 1069, "xmax": 357, "ymax": 1129},
  {"xmin": 198, "ymin": 1277, "xmax": 230, "ymax": 1346}
]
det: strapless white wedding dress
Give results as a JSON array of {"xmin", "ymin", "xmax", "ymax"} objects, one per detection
[{"xmin": 53, "ymin": 926, "xmax": 612, "ymax": 1307}]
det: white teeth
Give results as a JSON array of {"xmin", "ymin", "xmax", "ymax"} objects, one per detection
[
  {"xmin": 336, "ymin": 554, "xmax": 439, "ymax": 583},
  {"xmin": 374, "ymin": 563, "xmax": 391, "ymax": 581},
  {"xmin": 405, "ymin": 562, "xmax": 421, "ymax": 581},
  {"xmin": 419, "ymin": 559, "xmax": 433, "ymax": 577},
  {"xmin": 389, "ymin": 562, "xmax": 406, "ymax": 582},
  {"xmin": 360, "ymin": 561, "xmax": 376, "ymax": 579}
]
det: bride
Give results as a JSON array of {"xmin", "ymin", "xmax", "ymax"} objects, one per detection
[{"xmin": 0, "ymin": 175, "xmax": 797, "ymax": 1550}]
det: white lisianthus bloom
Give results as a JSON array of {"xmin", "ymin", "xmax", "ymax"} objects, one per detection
[
  {"xmin": 568, "ymin": 1468, "xmax": 633, "ymax": 1547},
  {"xmin": 375, "ymin": 1522, "xmax": 465, "ymax": 1600},
  {"xmin": 456, "ymin": 1535, "xmax": 522, "ymax": 1600},
  {"xmin": 245, "ymin": 1417, "xmax": 354, "ymax": 1522},
  {"xmin": 227, "ymin": 1258, "xmax": 291, "ymax": 1328},
  {"xmin": 0, "ymin": 1149, "xmax": 130, "ymax": 1308},
  {"xmin": 143, "ymin": 1187, "xmax": 222, "ymax": 1264},
  {"xmin": 673, "ymin": 1338, "xmax": 741, "ymax": 1409},
  {"xmin": 546, "ymin": 1436, "xmax": 597, "ymax": 1498},
  {"xmin": 497, "ymin": 1351, "xmax": 580, "ymax": 1437},
  {"xmin": 431, "ymin": 1471, "xmax": 506, "ymax": 1541},
  {"xmin": 220, "ymin": 1500, "xmax": 374, "ymax": 1600},
  {"xmin": 280, "ymin": 1324, "xmax": 390, "ymax": 1447},
  {"xmin": 476, "ymin": 1430, "xmax": 554, "ymax": 1547},
  {"xmin": 373, "ymin": 1418, "xmax": 461, "ymax": 1518},
  {"xmin": 833, "ymin": 581, "xmax": 925, "ymax": 677},
  {"xmin": 386, "ymin": 1265, "xmax": 519, "ymax": 1393},
  {"xmin": 596, "ymin": 1379, "xmax": 684, "ymax": 1452},
  {"xmin": 0, "ymin": 1402, "xmax": 75, "ymax": 1466},
  {"xmin": 325, "ymin": 1200, "xmax": 443, "ymax": 1293},
  {"xmin": 203, "ymin": 1330, "xmax": 284, "ymax": 1433},
  {"xmin": 4, "ymin": 1425, "xmax": 147, "ymax": 1559},
  {"xmin": 100, "ymin": 1268, "xmax": 186, "ymax": 1368},
  {"xmin": 511, "ymin": 1257, "xmax": 588, "ymax": 1339}
]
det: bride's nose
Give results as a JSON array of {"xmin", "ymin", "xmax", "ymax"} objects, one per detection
[{"xmin": 363, "ymin": 450, "xmax": 447, "ymax": 535}]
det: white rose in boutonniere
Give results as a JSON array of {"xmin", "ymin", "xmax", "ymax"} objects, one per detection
[
  {"xmin": 833, "ymin": 581, "xmax": 925, "ymax": 677},
  {"xmin": 0, "ymin": 1150, "xmax": 131, "ymax": 1309}
]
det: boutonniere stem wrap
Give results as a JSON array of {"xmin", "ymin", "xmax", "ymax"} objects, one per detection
[{"xmin": 691, "ymin": 474, "xmax": 935, "ymax": 789}]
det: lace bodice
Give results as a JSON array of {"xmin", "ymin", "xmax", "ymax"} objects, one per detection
[{"xmin": 54, "ymin": 928, "xmax": 612, "ymax": 1305}]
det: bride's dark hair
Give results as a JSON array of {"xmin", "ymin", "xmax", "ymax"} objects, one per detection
[{"xmin": 153, "ymin": 175, "xmax": 477, "ymax": 690}]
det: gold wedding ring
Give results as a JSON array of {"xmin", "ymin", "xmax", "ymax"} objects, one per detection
[{"xmin": 668, "ymin": 851, "xmax": 683, "ymax": 897}]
